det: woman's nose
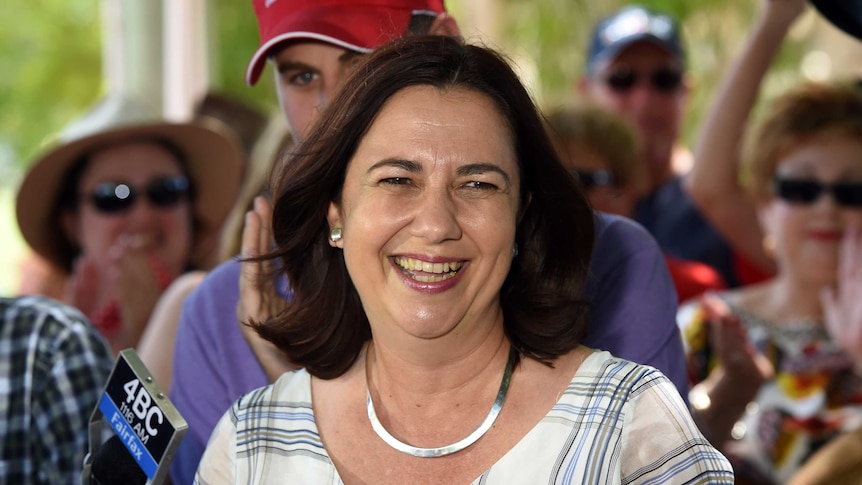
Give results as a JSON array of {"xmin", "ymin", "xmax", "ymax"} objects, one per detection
[
  {"xmin": 409, "ymin": 188, "xmax": 463, "ymax": 243},
  {"xmin": 123, "ymin": 196, "xmax": 163, "ymax": 225}
]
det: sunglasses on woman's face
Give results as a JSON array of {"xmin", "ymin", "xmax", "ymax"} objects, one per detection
[
  {"xmin": 773, "ymin": 177, "xmax": 862, "ymax": 208},
  {"xmin": 85, "ymin": 175, "xmax": 191, "ymax": 214},
  {"xmin": 602, "ymin": 66, "xmax": 683, "ymax": 94},
  {"xmin": 570, "ymin": 169, "xmax": 616, "ymax": 190}
]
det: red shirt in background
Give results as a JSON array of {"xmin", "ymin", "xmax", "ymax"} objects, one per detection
[{"xmin": 665, "ymin": 254, "xmax": 727, "ymax": 305}]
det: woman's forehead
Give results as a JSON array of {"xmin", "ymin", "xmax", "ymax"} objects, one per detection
[
  {"xmin": 82, "ymin": 141, "xmax": 184, "ymax": 181},
  {"xmin": 350, "ymin": 86, "xmax": 518, "ymax": 172}
]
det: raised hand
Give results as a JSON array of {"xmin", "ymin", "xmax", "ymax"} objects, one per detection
[
  {"xmin": 821, "ymin": 224, "xmax": 862, "ymax": 368},
  {"xmin": 108, "ymin": 234, "xmax": 176, "ymax": 352},
  {"xmin": 702, "ymin": 293, "xmax": 774, "ymax": 385},
  {"xmin": 761, "ymin": 0, "xmax": 807, "ymax": 28},
  {"xmin": 689, "ymin": 293, "xmax": 775, "ymax": 447},
  {"xmin": 65, "ymin": 255, "xmax": 105, "ymax": 320},
  {"xmin": 237, "ymin": 195, "xmax": 295, "ymax": 381}
]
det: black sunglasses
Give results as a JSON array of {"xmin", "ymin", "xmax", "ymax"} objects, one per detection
[
  {"xmin": 773, "ymin": 177, "xmax": 862, "ymax": 208},
  {"xmin": 570, "ymin": 169, "xmax": 616, "ymax": 190},
  {"xmin": 85, "ymin": 175, "xmax": 191, "ymax": 214},
  {"xmin": 602, "ymin": 67, "xmax": 683, "ymax": 94}
]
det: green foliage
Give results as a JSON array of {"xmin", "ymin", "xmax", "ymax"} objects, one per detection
[
  {"xmin": 209, "ymin": 0, "xmax": 277, "ymax": 115},
  {"xmin": 0, "ymin": 0, "xmax": 103, "ymax": 175},
  {"xmin": 1, "ymin": 0, "xmax": 278, "ymax": 179}
]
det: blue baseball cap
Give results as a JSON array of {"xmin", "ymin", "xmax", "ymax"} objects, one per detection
[{"xmin": 586, "ymin": 5, "xmax": 684, "ymax": 74}]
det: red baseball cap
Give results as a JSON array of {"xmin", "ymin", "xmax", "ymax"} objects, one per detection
[{"xmin": 246, "ymin": 0, "xmax": 447, "ymax": 86}]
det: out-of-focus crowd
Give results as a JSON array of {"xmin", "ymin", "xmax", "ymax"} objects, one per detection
[{"xmin": 3, "ymin": 1, "xmax": 862, "ymax": 484}]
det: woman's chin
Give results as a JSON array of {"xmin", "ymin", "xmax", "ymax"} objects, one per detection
[{"xmin": 380, "ymin": 312, "xmax": 464, "ymax": 341}]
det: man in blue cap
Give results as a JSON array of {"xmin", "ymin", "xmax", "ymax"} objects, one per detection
[{"xmin": 579, "ymin": 5, "xmax": 758, "ymax": 288}]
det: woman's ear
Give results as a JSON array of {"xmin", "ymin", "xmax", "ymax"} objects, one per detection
[{"xmin": 327, "ymin": 202, "xmax": 343, "ymax": 248}]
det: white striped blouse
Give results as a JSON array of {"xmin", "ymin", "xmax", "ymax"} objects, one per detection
[{"xmin": 196, "ymin": 350, "xmax": 734, "ymax": 484}]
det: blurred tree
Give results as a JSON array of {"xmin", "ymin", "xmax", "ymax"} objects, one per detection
[
  {"xmin": 209, "ymin": 0, "xmax": 278, "ymax": 116},
  {"xmin": 0, "ymin": 0, "xmax": 103, "ymax": 176}
]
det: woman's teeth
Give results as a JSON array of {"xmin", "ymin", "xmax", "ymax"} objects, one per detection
[{"xmin": 394, "ymin": 257, "xmax": 463, "ymax": 283}]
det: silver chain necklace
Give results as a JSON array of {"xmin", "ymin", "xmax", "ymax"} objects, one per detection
[{"xmin": 366, "ymin": 347, "xmax": 516, "ymax": 458}]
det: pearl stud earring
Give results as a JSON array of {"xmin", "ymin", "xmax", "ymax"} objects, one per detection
[{"xmin": 329, "ymin": 227, "xmax": 343, "ymax": 243}]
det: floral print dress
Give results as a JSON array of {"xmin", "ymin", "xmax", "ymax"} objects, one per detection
[{"xmin": 678, "ymin": 295, "xmax": 862, "ymax": 484}]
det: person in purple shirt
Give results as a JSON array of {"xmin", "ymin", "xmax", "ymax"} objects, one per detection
[{"xmin": 169, "ymin": 1, "xmax": 686, "ymax": 482}]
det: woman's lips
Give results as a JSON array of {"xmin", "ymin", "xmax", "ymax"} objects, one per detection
[
  {"xmin": 119, "ymin": 232, "xmax": 158, "ymax": 250},
  {"xmin": 808, "ymin": 230, "xmax": 842, "ymax": 242}
]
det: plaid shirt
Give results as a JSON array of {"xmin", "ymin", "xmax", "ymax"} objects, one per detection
[{"xmin": 0, "ymin": 296, "xmax": 114, "ymax": 484}]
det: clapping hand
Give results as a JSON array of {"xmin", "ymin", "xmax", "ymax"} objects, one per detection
[
  {"xmin": 702, "ymin": 293, "xmax": 774, "ymax": 385},
  {"xmin": 109, "ymin": 234, "xmax": 176, "ymax": 352},
  {"xmin": 821, "ymin": 224, "xmax": 862, "ymax": 369},
  {"xmin": 65, "ymin": 234, "xmax": 174, "ymax": 354},
  {"xmin": 237, "ymin": 195, "xmax": 295, "ymax": 381},
  {"xmin": 65, "ymin": 254, "xmax": 105, "ymax": 320}
]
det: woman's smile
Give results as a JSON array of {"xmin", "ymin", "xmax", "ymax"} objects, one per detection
[
  {"xmin": 390, "ymin": 256, "xmax": 469, "ymax": 294},
  {"xmin": 392, "ymin": 256, "xmax": 465, "ymax": 283}
]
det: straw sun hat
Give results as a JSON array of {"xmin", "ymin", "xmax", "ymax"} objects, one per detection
[{"xmin": 16, "ymin": 96, "xmax": 244, "ymax": 271}]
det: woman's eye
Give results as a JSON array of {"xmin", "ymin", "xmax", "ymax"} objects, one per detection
[
  {"xmin": 380, "ymin": 177, "xmax": 411, "ymax": 186},
  {"xmin": 463, "ymin": 181, "xmax": 498, "ymax": 191}
]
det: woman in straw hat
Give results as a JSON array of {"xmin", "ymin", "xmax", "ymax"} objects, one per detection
[{"xmin": 16, "ymin": 96, "xmax": 243, "ymax": 355}]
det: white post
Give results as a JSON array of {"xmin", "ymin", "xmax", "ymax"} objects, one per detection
[
  {"xmin": 163, "ymin": 0, "xmax": 210, "ymax": 122},
  {"xmin": 100, "ymin": 0, "xmax": 164, "ymax": 112}
]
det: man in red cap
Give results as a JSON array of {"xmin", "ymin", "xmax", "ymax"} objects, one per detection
[
  {"xmin": 247, "ymin": 0, "xmax": 459, "ymax": 142},
  {"xmin": 169, "ymin": 2, "xmax": 687, "ymax": 482}
]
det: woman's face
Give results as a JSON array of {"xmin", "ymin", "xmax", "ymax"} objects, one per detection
[
  {"xmin": 760, "ymin": 132, "xmax": 862, "ymax": 286},
  {"xmin": 66, "ymin": 141, "xmax": 194, "ymax": 275},
  {"xmin": 328, "ymin": 86, "xmax": 521, "ymax": 342},
  {"xmin": 561, "ymin": 142, "xmax": 637, "ymax": 217}
]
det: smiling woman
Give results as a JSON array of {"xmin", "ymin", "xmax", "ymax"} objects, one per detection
[
  {"xmin": 330, "ymin": 85, "xmax": 521, "ymax": 339},
  {"xmin": 260, "ymin": 36, "xmax": 596, "ymax": 379},
  {"xmin": 195, "ymin": 35, "xmax": 734, "ymax": 484},
  {"xmin": 14, "ymin": 97, "xmax": 243, "ymax": 355}
]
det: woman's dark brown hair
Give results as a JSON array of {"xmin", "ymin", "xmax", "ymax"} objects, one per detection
[{"xmin": 257, "ymin": 35, "xmax": 595, "ymax": 379}]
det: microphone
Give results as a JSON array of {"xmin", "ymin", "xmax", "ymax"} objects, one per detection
[
  {"xmin": 90, "ymin": 435, "xmax": 146, "ymax": 485},
  {"xmin": 81, "ymin": 349, "xmax": 188, "ymax": 485}
]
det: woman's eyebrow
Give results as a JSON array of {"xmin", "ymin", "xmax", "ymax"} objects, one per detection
[
  {"xmin": 367, "ymin": 158, "xmax": 422, "ymax": 174},
  {"xmin": 457, "ymin": 163, "xmax": 511, "ymax": 185}
]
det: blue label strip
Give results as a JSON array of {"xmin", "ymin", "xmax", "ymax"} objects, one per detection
[{"xmin": 98, "ymin": 393, "xmax": 159, "ymax": 479}]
